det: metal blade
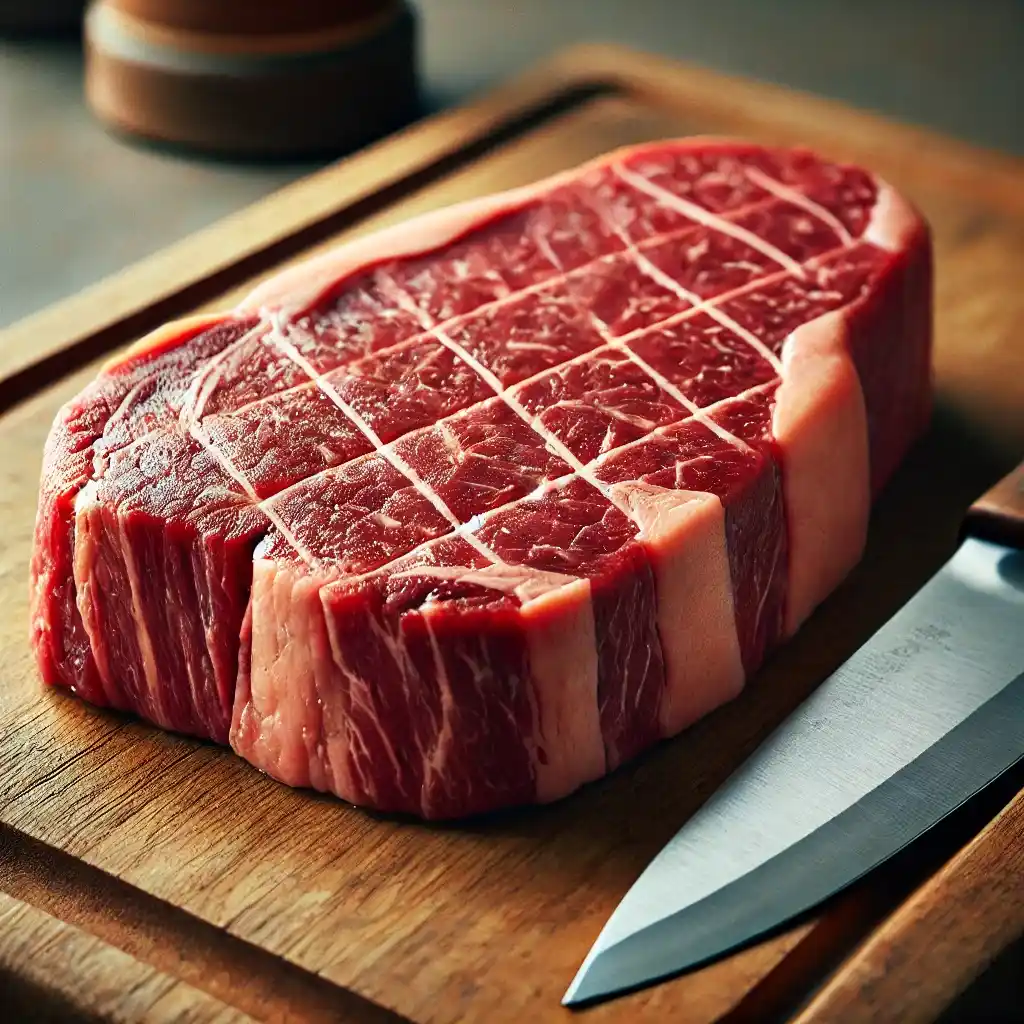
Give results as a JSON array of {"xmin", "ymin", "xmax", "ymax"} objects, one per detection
[{"xmin": 565, "ymin": 538, "xmax": 1024, "ymax": 1007}]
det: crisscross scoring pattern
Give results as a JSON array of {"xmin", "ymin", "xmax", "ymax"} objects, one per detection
[
  {"xmin": 107, "ymin": 149, "xmax": 885, "ymax": 595},
  {"xmin": 35, "ymin": 142, "xmax": 923, "ymax": 809}
]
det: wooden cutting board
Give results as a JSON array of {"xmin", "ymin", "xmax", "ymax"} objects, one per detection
[{"xmin": 1, "ymin": 44, "xmax": 1022, "ymax": 1024}]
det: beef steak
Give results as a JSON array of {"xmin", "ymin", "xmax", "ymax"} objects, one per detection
[{"xmin": 31, "ymin": 138, "xmax": 932, "ymax": 818}]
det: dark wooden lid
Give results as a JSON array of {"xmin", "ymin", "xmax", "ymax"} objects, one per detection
[
  {"xmin": 84, "ymin": 0, "xmax": 419, "ymax": 158},
  {"xmin": 107, "ymin": 0, "xmax": 388, "ymax": 36}
]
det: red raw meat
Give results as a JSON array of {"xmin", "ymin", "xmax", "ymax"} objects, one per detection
[{"xmin": 31, "ymin": 138, "xmax": 932, "ymax": 818}]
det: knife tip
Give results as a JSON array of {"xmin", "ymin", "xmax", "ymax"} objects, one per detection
[
  {"xmin": 562, "ymin": 951, "xmax": 621, "ymax": 1008},
  {"xmin": 560, "ymin": 972, "xmax": 593, "ymax": 1008},
  {"xmin": 562, "ymin": 920, "xmax": 713, "ymax": 1008}
]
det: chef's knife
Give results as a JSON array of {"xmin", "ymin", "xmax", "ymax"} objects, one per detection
[{"xmin": 564, "ymin": 461, "xmax": 1024, "ymax": 1007}]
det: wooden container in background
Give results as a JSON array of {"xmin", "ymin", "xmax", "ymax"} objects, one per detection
[{"xmin": 83, "ymin": 0, "xmax": 420, "ymax": 158}]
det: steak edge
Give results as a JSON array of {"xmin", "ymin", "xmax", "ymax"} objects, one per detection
[{"xmin": 30, "ymin": 138, "xmax": 933, "ymax": 818}]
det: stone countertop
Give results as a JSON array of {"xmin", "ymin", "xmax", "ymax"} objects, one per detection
[{"xmin": 1, "ymin": 0, "xmax": 1021, "ymax": 330}]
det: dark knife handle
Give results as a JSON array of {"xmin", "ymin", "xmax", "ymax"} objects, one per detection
[{"xmin": 962, "ymin": 461, "xmax": 1024, "ymax": 550}]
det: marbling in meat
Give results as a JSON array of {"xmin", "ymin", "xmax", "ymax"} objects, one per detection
[{"xmin": 31, "ymin": 138, "xmax": 932, "ymax": 818}]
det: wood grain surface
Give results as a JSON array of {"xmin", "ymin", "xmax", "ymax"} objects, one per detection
[
  {"xmin": 0, "ymin": 823, "xmax": 401, "ymax": 1023},
  {"xmin": 0, "ymin": 891, "xmax": 252, "ymax": 1023},
  {"xmin": 1, "ymin": 45, "xmax": 1023, "ymax": 1022},
  {"xmin": 795, "ymin": 785, "xmax": 1024, "ymax": 1024}
]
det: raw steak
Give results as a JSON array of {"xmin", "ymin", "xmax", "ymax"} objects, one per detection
[{"xmin": 31, "ymin": 139, "xmax": 932, "ymax": 819}]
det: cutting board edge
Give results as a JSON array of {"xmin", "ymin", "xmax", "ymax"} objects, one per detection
[{"xmin": 0, "ymin": 818, "xmax": 405, "ymax": 1023}]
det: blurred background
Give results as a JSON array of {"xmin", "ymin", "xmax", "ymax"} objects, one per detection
[{"xmin": 2, "ymin": 0, "xmax": 1021, "ymax": 330}]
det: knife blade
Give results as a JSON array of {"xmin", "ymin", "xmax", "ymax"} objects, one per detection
[{"xmin": 564, "ymin": 461, "xmax": 1024, "ymax": 1007}]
